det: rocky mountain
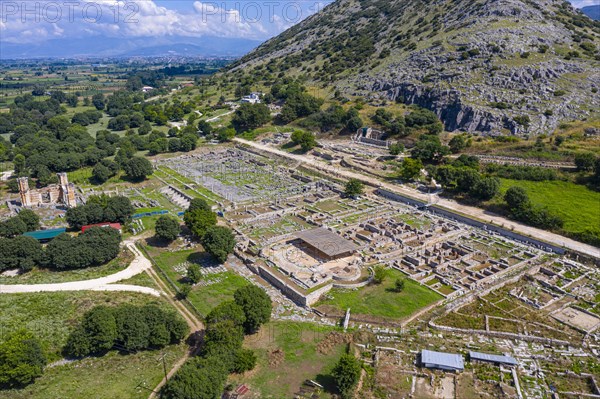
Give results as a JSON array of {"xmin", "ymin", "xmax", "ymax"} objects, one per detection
[{"xmin": 231, "ymin": 0, "xmax": 600, "ymax": 135}]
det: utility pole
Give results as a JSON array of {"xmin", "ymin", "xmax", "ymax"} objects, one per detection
[{"xmin": 158, "ymin": 353, "xmax": 168, "ymax": 382}]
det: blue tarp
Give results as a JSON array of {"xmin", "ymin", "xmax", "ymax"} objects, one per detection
[{"xmin": 132, "ymin": 210, "xmax": 169, "ymax": 219}]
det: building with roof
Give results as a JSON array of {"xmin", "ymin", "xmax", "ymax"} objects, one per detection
[
  {"xmin": 81, "ymin": 223, "xmax": 122, "ymax": 233},
  {"xmin": 241, "ymin": 92, "xmax": 262, "ymax": 104},
  {"xmin": 295, "ymin": 227, "xmax": 359, "ymax": 260},
  {"xmin": 23, "ymin": 228, "xmax": 67, "ymax": 242},
  {"xmin": 420, "ymin": 349, "xmax": 464, "ymax": 372},
  {"xmin": 469, "ymin": 351, "xmax": 518, "ymax": 367}
]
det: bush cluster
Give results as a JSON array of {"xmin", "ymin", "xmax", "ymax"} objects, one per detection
[
  {"xmin": 162, "ymin": 286, "xmax": 272, "ymax": 399},
  {"xmin": 64, "ymin": 304, "xmax": 188, "ymax": 358}
]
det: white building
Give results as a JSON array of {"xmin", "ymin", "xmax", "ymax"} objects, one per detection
[{"xmin": 241, "ymin": 92, "xmax": 262, "ymax": 104}]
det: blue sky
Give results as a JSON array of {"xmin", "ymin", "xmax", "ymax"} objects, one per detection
[{"xmin": 0, "ymin": 0, "xmax": 594, "ymax": 45}]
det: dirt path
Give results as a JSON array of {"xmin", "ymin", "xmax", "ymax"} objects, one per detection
[
  {"xmin": 234, "ymin": 138, "xmax": 599, "ymax": 259},
  {"xmin": 141, "ymin": 247, "xmax": 203, "ymax": 398},
  {"xmin": 0, "ymin": 241, "xmax": 160, "ymax": 295}
]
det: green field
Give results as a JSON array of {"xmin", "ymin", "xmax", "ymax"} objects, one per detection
[
  {"xmin": 497, "ymin": 179, "xmax": 600, "ymax": 236},
  {"xmin": 316, "ymin": 269, "xmax": 442, "ymax": 320},
  {"xmin": 0, "ymin": 249, "xmax": 132, "ymax": 285},
  {"xmin": 0, "ymin": 291, "xmax": 173, "ymax": 361},
  {"xmin": 0, "ymin": 343, "xmax": 186, "ymax": 399},
  {"xmin": 148, "ymin": 247, "xmax": 250, "ymax": 316},
  {"xmin": 229, "ymin": 321, "xmax": 346, "ymax": 398}
]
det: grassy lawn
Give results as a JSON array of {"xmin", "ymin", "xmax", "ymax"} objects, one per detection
[
  {"xmin": 0, "ymin": 249, "xmax": 133, "ymax": 285},
  {"xmin": 146, "ymin": 247, "xmax": 250, "ymax": 316},
  {"xmin": 229, "ymin": 321, "xmax": 347, "ymax": 398},
  {"xmin": 0, "ymin": 291, "xmax": 173, "ymax": 361},
  {"xmin": 497, "ymin": 179, "xmax": 600, "ymax": 236},
  {"xmin": 316, "ymin": 269, "xmax": 442, "ymax": 320},
  {"xmin": 0, "ymin": 343, "xmax": 186, "ymax": 399},
  {"xmin": 187, "ymin": 272, "xmax": 249, "ymax": 316}
]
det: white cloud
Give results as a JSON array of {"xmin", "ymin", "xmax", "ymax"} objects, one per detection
[{"xmin": 0, "ymin": 0, "xmax": 287, "ymax": 44}]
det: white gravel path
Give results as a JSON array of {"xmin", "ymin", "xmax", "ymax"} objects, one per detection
[{"xmin": 0, "ymin": 242, "xmax": 161, "ymax": 296}]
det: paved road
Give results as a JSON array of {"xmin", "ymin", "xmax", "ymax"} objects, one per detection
[
  {"xmin": 234, "ymin": 138, "xmax": 599, "ymax": 259},
  {"xmin": 0, "ymin": 242, "xmax": 161, "ymax": 296}
]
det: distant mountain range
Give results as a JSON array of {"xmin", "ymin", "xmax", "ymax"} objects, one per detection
[
  {"xmin": 0, "ymin": 36, "xmax": 262, "ymax": 59},
  {"xmin": 582, "ymin": 5, "xmax": 600, "ymax": 20}
]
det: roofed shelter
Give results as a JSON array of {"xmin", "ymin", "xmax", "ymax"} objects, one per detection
[
  {"xmin": 469, "ymin": 351, "xmax": 518, "ymax": 367},
  {"xmin": 23, "ymin": 228, "xmax": 66, "ymax": 242},
  {"xmin": 420, "ymin": 349, "xmax": 464, "ymax": 372},
  {"xmin": 295, "ymin": 228, "xmax": 359, "ymax": 260}
]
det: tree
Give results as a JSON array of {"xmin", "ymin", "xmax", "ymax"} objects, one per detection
[
  {"xmin": 393, "ymin": 278, "xmax": 405, "ymax": 293},
  {"xmin": 63, "ymin": 327, "xmax": 91, "ymax": 358},
  {"xmin": 66, "ymin": 94, "xmax": 78, "ymax": 107},
  {"xmin": 0, "ymin": 329, "xmax": 46, "ymax": 388},
  {"xmin": 81, "ymin": 306, "xmax": 118, "ymax": 355},
  {"xmin": 161, "ymin": 357, "xmax": 228, "ymax": 399},
  {"xmin": 344, "ymin": 179, "xmax": 364, "ymax": 198},
  {"xmin": 411, "ymin": 134, "xmax": 450, "ymax": 163},
  {"xmin": 399, "ymin": 158, "xmax": 423, "ymax": 181},
  {"xmin": 202, "ymin": 319, "xmax": 245, "ymax": 359},
  {"xmin": 470, "ymin": 177, "xmax": 500, "ymax": 200},
  {"xmin": 16, "ymin": 209, "xmax": 39, "ymax": 232},
  {"xmin": 0, "ymin": 217, "xmax": 27, "ymax": 238},
  {"xmin": 505, "ymin": 186, "xmax": 529, "ymax": 210},
  {"xmin": 201, "ymin": 226, "xmax": 235, "ymax": 263},
  {"xmin": 372, "ymin": 265, "xmax": 388, "ymax": 285},
  {"xmin": 232, "ymin": 348, "xmax": 257, "ymax": 373},
  {"xmin": 574, "ymin": 152, "xmax": 596, "ymax": 172},
  {"xmin": 92, "ymin": 93, "xmax": 105, "ymax": 110},
  {"xmin": 216, "ymin": 127, "xmax": 236, "ymax": 142},
  {"xmin": 290, "ymin": 130, "xmax": 317, "ymax": 152},
  {"xmin": 332, "ymin": 354, "xmax": 361, "ymax": 399},
  {"xmin": 389, "ymin": 143, "xmax": 403, "ymax": 156},
  {"xmin": 188, "ymin": 198, "xmax": 211, "ymax": 213},
  {"xmin": 205, "ymin": 301, "xmax": 246, "ymax": 327},
  {"xmin": 234, "ymin": 285, "xmax": 272, "ymax": 334},
  {"xmin": 177, "ymin": 284, "xmax": 192, "ymax": 300},
  {"xmin": 231, "ymin": 103, "xmax": 270, "ymax": 132},
  {"xmin": 13, "ymin": 154, "xmax": 26, "ymax": 175},
  {"xmin": 123, "ymin": 156, "xmax": 153, "ymax": 181},
  {"xmin": 187, "ymin": 263, "xmax": 202, "ymax": 284},
  {"xmin": 184, "ymin": 208, "xmax": 217, "ymax": 239},
  {"xmin": 155, "ymin": 215, "xmax": 180, "ymax": 241},
  {"xmin": 92, "ymin": 162, "xmax": 112, "ymax": 183},
  {"xmin": 114, "ymin": 304, "xmax": 150, "ymax": 351},
  {"xmin": 448, "ymin": 134, "xmax": 470, "ymax": 153},
  {"xmin": 0, "ymin": 236, "xmax": 44, "ymax": 272}
]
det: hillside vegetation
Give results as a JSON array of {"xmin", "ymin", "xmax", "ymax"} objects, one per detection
[{"xmin": 228, "ymin": 0, "xmax": 600, "ymax": 136}]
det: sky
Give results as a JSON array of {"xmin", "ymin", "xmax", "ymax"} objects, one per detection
[{"xmin": 0, "ymin": 0, "xmax": 594, "ymax": 45}]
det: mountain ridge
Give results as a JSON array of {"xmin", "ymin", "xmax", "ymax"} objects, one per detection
[
  {"xmin": 0, "ymin": 36, "xmax": 262, "ymax": 59},
  {"xmin": 581, "ymin": 5, "xmax": 600, "ymax": 21},
  {"xmin": 230, "ymin": 0, "xmax": 600, "ymax": 136}
]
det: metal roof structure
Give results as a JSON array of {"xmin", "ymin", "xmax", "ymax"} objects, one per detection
[
  {"xmin": 469, "ymin": 351, "xmax": 518, "ymax": 366},
  {"xmin": 421, "ymin": 350, "xmax": 464, "ymax": 371},
  {"xmin": 295, "ymin": 227, "xmax": 359, "ymax": 257},
  {"xmin": 81, "ymin": 223, "xmax": 122, "ymax": 233},
  {"xmin": 23, "ymin": 228, "xmax": 66, "ymax": 241}
]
